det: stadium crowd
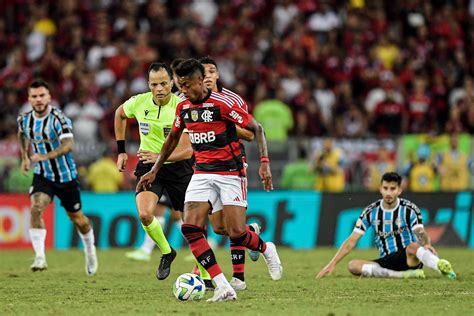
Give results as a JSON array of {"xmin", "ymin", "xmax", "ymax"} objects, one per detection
[{"xmin": 1, "ymin": 0, "xmax": 473, "ymax": 192}]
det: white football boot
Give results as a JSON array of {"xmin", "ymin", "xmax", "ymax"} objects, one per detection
[
  {"xmin": 85, "ymin": 245, "xmax": 98, "ymax": 276},
  {"xmin": 31, "ymin": 256, "xmax": 48, "ymax": 272},
  {"xmin": 262, "ymin": 242, "xmax": 283, "ymax": 280},
  {"xmin": 207, "ymin": 284, "xmax": 237, "ymax": 302}
]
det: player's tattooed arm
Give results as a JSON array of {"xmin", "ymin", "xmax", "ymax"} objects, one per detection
[
  {"xmin": 414, "ymin": 227, "xmax": 430, "ymax": 246},
  {"xmin": 30, "ymin": 137, "xmax": 74, "ymax": 163},
  {"xmin": 245, "ymin": 118, "xmax": 268, "ymax": 157},
  {"xmin": 245, "ymin": 118, "xmax": 273, "ymax": 191},
  {"xmin": 18, "ymin": 131, "xmax": 31, "ymax": 175},
  {"xmin": 18, "ymin": 131, "xmax": 30, "ymax": 160}
]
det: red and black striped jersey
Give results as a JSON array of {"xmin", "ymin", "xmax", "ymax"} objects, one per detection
[
  {"xmin": 172, "ymin": 90, "xmax": 252, "ymax": 175},
  {"xmin": 221, "ymin": 87, "xmax": 248, "ymax": 113}
]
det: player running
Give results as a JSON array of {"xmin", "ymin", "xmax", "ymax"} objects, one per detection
[
  {"xmin": 317, "ymin": 172, "xmax": 456, "ymax": 280},
  {"xmin": 115, "ymin": 62, "xmax": 193, "ymax": 280},
  {"xmin": 137, "ymin": 59, "xmax": 283, "ymax": 302},
  {"xmin": 199, "ymin": 56, "xmax": 260, "ymax": 291},
  {"xmin": 18, "ymin": 79, "xmax": 98, "ymax": 275}
]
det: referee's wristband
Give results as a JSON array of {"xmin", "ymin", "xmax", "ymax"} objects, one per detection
[
  {"xmin": 260, "ymin": 156, "xmax": 270, "ymax": 163},
  {"xmin": 117, "ymin": 140, "xmax": 126, "ymax": 154}
]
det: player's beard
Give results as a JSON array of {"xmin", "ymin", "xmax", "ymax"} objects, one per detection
[{"xmin": 33, "ymin": 103, "xmax": 48, "ymax": 115}]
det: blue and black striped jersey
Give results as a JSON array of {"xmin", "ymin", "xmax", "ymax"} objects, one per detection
[
  {"xmin": 17, "ymin": 106, "xmax": 78, "ymax": 183},
  {"xmin": 353, "ymin": 198, "xmax": 423, "ymax": 258}
]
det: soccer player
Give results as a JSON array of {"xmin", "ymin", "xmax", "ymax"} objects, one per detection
[
  {"xmin": 137, "ymin": 59, "xmax": 283, "ymax": 302},
  {"xmin": 17, "ymin": 79, "xmax": 98, "ymax": 275},
  {"xmin": 114, "ymin": 62, "xmax": 193, "ymax": 280},
  {"xmin": 317, "ymin": 172, "xmax": 456, "ymax": 280},
  {"xmin": 199, "ymin": 56, "xmax": 260, "ymax": 291}
]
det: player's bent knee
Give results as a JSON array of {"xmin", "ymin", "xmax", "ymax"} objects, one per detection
[
  {"xmin": 138, "ymin": 212, "xmax": 154, "ymax": 226},
  {"xmin": 348, "ymin": 260, "xmax": 362, "ymax": 275},
  {"xmin": 30, "ymin": 205, "xmax": 44, "ymax": 218},
  {"xmin": 212, "ymin": 226, "xmax": 227, "ymax": 235},
  {"xmin": 406, "ymin": 243, "xmax": 420, "ymax": 256}
]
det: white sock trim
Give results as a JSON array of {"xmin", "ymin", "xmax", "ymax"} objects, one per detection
[
  {"xmin": 213, "ymin": 273, "xmax": 230, "ymax": 288},
  {"xmin": 29, "ymin": 228, "xmax": 46, "ymax": 258},
  {"xmin": 78, "ymin": 228, "xmax": 95, "ymax": 252},
  {"xmin": 416, "ymin": 247, "xmax": 439, "ymax": 271}
]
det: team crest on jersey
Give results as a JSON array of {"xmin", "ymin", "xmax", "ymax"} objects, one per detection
[
  {"xmin": 201, "ymin": 110, "xmax": 213, "ymax": 122},
  {"xmin": 191, "ymin": 110, "xmax": 199, "ymax": 122},
  {"xmin": 140, "ymin": 122, "xmax": 150, "ymax": 135}
]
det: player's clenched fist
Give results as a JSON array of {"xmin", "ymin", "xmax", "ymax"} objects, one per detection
[{"xmin": 117, "ymin": 153, "xmax": 128, "ymax": 172}]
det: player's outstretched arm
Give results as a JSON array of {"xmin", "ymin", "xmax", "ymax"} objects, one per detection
[
  {"xmin": 136, "ymin": 128, "xmax": 183, "ymax": 192},
  {"xmin": 317, "ymin": 232, "xmax": 361, "ymax": 279},
  {"xmin": 30, "ymin": 137, "xmax": 74, "ymax": 163},
  {"xmin": 114, "ymin": 104, "xmax": 128, "ymax": 172},
  {"xmin": 167, "ymin": 131, "xmax": 193, "ymax": 162},
  {"xmin": 245, "ymin": 118, "xmax": 272, "ymax": 191},
  {"xmin": 236, "ymin": 126, "xmax": 255, "ymax": 141}
]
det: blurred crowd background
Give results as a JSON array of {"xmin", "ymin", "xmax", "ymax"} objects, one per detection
[{"xmin": 0, "ymin": 0, "xmax": 473, "ymax": 193}]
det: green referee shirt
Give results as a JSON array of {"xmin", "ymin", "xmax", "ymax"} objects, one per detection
[{"xmin": 123, "ymin": 92, "xmax": 182, "ymax": 156}]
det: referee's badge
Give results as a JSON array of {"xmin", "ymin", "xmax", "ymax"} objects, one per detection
[
  {"xmin": 191, "ymin": 110, "xmax": 198, "ymax": 122},
  {"xmin": 140, "ymin": 122, "xmax": 150, "ymax": 135}
]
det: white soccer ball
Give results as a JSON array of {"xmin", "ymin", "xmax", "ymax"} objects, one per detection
[{"xmin": 173, "ymin": 273, "xmax": 206, "ymax": 301}]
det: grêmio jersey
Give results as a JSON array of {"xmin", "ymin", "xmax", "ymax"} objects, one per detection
[
  {"xmin": 353, "ymin": 198, "xmax": 423, "ymax": 258},
  {"xmin": 172, "ymin": 90, "xmax": 252, "ymax": 176},
  {"xmin": 17, "ymin": 106, "xmax": 77, "ymax": 183},
  {"xmin": 123, "ymin": 92, "xmax": 183, "ymax": 156}
]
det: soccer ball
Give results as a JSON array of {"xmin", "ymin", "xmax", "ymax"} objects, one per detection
[{"xmin": 173, "ymin": 273, "xmax": 206, "ymax": 301}]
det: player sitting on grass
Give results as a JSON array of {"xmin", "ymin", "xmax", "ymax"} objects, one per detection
[{"xmin": 317, "ymin": 172, "xmax": 456, "ymax": 280}]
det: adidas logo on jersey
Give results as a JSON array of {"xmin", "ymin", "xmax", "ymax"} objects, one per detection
[{"xmin": 233, "ymin": 197, "xmax": 240, "ymax": 202}]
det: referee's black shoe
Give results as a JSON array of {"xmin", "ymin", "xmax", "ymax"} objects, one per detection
[{"xmin": 156, "ymin": 248, "xmax": 177, "ymax": 280}]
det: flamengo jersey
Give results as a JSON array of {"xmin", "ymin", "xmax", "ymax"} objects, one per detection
[
  {"xmin": 353, "ymin": 198, "xmax": 423, "ymax": 258},
  {"xmin": 172, "ymin": 90, "xmax": 252, "ymax": 175},
  {"xmin": 17, "ymin": 106, "xmax": 78, "ymax": 183},
  {"xmin": 221, "ymin": 87, "xmax": 248, "ymax": 112}
]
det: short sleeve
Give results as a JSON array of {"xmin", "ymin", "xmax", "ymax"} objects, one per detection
[
  {"xmin": 17, "ymin": 115, "xmax": 24, "ymax": 134},
  {"xmin": 220, "ymin": 99, "xmax": 252, "ymax": 128},
  {"xmin": 353, "ymin": 208, "xmax": 372, "ymax": 235},
  {"xmin": 123, "ymin": 96, "xmax": 137, "ymax": 118},
  {"xmin": 409, "ymin": 203, "xmax": 424, "ymax": 231},
  {"xmin": 52, "ymin": 110, "xmax": 73, "ymax": 140},
  {"xmin": 172, "ymin": 103, "xmax": 185, "ymax": 133}
]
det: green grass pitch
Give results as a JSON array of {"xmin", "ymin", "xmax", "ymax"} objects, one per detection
[{"xmin": 1, "ymin": 248, "xmax": 473, "ymax": 315}]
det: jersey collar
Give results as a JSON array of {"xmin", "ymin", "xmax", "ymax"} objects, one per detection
[
  {"xmin": 190, "ymin": 89, "xmax": 212, "ymax": 105},
  {"xmin": 380, "ymin": 198, "xmax": 400, "ymax": 212},
  {"xmin": 33, "ymin": 105, "xmax": 52, "ymax": 121}
]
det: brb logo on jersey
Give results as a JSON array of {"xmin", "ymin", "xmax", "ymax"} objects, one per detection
[
  {"xmin": 229, "ymin": 110, "xmax": 243, "ymax": 124},
  {"xmin": 189, "ymin": 131, "xmax": 216, "ymax": 144}
]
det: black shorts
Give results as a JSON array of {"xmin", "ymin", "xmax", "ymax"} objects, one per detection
[
  {"xmin": 158, "ymin": 190, "xmax": 173, "ymax": 209},
  {"xmin": 374, "ymin": 247, "xmax": 423, "ymax": 271},
  {"xmin": 135, "ymin": 160, "xmax": 193, "ymax": 212},
  {"xmin": 30, "ymin": 174, "xmax": 82, "ymax": 213}
]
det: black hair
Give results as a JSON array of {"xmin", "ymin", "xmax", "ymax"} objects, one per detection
[
  {"xmin": 199, "ymin": 56, "xmax": 217, "ymax": 67},
  {"xmin": 29, "ymin": 78, "xmax": 50, "ymax": 91},
  {"xmin": 381, "ymin": 172, "xmax": 402, "ymax": 185},
  {"xmin": 170, "ymin": 58, "xmax": 185, "ymax": 71},
  {"xmin": 148, "ymin": 62, "xmax": 172, "ymax": 80},
  {"xmin": 174, "ymin": 58, "xmax": 204, "ymax": 78}
]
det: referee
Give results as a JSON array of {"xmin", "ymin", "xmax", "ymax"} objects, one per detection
[{"xmin": 114, "ymin": 62, "xmax": 193, "ymax": 280}]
